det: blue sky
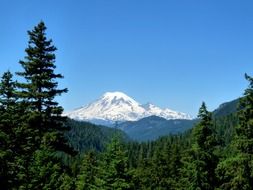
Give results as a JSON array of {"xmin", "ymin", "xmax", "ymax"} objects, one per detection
[{"xmin": 1, "ymin": 0, "xmax": 253, "ymax": 116}]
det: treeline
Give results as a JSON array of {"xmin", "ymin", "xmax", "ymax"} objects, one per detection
[
  {"xmin": 64, "ymin": 119, "xmax": 128, "ymax": 153},
  {"xmin": 1, "ymin": 21, "xmax": 253, "ymax": 190},
  {"xmin": 75, "ymin": 103, "xmax": 242, "ymax": 190}
]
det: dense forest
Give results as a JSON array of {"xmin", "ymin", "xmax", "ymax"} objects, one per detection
[{"xmin": 1, "ymin": 22, "xmax": 253, "ymax": 190}]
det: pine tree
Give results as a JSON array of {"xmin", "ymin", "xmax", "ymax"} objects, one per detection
[
  {"xmin": 16, "ymin": 21, "xmax": 74, "ymax": 152},
  {"xmin": 76, "ymin": 151, "xmax": 98, "ymax": 190},
  {"xmin": 16, "ymin": 21, "xmax": 67, "ymax": 114},
  {"xmin": 0, "ymin": 71, "xmax": 17, "ymax": 110},
  {"xmin": 13, "ymin": 21, "xmax": 75, "ymax": 189},
  {"xmin": 0, "ymin": 71, "xmax": 20, "ymax": 189},
  {"xmin": 148, "ymin": 142, "xmax": 173, "ymax": 189},
  {"xmin": 236, "ymin": 74, "xmax": 253, "ymax": 155},
  {"xmin": 16, "ymin": 21, "xmax": 65, "ymax": 151},
  {"xmin": 0, "ymin": 71, "xmax": 14, "ymax": 189},
  {"xmin": 181, "ymin": 102, "xmax": 218, "ymax": 190},
  {"xmin": 96, "ymin": 136, "xmax": 131, "ymax": 190},
  {"xmin": 28, "ymin": 134, "xmax": 75, "ymax": 190}
]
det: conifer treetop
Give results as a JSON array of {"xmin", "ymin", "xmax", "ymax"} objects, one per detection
[{"xmin": 16, "ymin": 21, "xmax": 67, "ymax": 113}]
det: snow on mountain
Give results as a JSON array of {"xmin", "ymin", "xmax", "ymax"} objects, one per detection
[
  {"xmin": 141, "ymin": 103, "xmax": 192, "ymax": 120},
  {"xmin": 65, "ymin": 91, "xmax": 192, "ymax": 125}
]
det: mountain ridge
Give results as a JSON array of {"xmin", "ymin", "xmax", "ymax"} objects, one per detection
[
  {"xmin": 117, "ymin": 115, "xmax": 197, "ymax": 141},
  {"xmin": 64, "ymin": 91, "xmax": 192, "ymax": 125}
]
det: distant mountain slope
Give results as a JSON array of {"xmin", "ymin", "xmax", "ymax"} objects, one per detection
[
  {"xmin": 117, "ymin": 98, "xmax": 241, "ymax": 141},
  {"xmin": 65, "ymin": 91, "xmax": 192, "ymax": 125},
  {"xmin": 65, "ymin": 95, "xmax": 241, "ymax": 143},
  {"xmin": 118, "ymin": 116, "xmax": 197, "ymax": 141},
  {"xmin": 64, "ymin": 119, "xmax": 128, "ymax": 153},
  {"xmin": 213, "ymin": 98, "xmax": 240, "ymax": 118}
]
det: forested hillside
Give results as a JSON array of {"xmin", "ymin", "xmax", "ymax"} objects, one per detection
[
  {"xmin": 64, "ymin": 119, "xmax": 128, "ymax": 152},
  {"xmin": 1, "ymin": 21, "xmax": 253, "ymax": 189},
  {"xmin": 118, "ymin": 116, "xmax": 197, "ymax": 141},
  {"xmin": 213, "ymin": 98, "xmax": 240, "ymax": 117}
]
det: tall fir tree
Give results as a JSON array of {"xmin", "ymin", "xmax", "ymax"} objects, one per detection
[
  {"xmin": 0, "ymin": 71, "xmax": 17, "ymax": 110},
  {"xmin": 181, "ymin": 102, "xmax": 218, "ymax": 190},
  {"xmin": 16, "ymin": 21, "xmax": 67, "ymax": 114},
  {"xmin": 76, "ymin": 151, "xmax": 98, "ymax": 190},
  {"xmin": 13, "ymin": 21, "xmax": 75, "ymax": 189},
  {"xmin": 236, "ymin": 74, "xmax": 253, "ymax": 155},
  {"xmin": 0, "ymin": 71, "xmax": 30, "ymax": 189},
  {"xmin": 16, "ymin": 21, "xmax": 74, "ymax": 152},
  {"xmin": 27, "ymin": 134, "xmax": 75, "ymax": 190},
  {"xmin": 0, "ymin": 71, "xmax": 17, "ymax": 189},
  {"xmin": 96, "ymin": 136, "xmax": 132, "ymax": 190}
]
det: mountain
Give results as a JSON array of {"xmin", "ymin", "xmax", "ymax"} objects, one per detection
[
  {"xmin": 117, "ymin": 116, "xmax": 197, "ymax": 141},
  {"xmin": 65, "ymin": 92, "xmax": 241, "ymax": 142},
  {"xmin": 118, "ymin": 98, "xmax": 241, "ymax": 141},
  {"xmin": 213, "ymin": 98, "xmax": 240, "ymax": 117},
  {"xmin": 65, "ymin": 91, "xmax": 192, "ymax": 125}
]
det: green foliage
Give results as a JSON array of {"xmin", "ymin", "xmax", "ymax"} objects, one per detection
[
  {"xmin": 65, "ymin": 119, "xmax": 128, "ymax": 153},
  {"xmin": 180, "ymin": 102, "xmax": 218, "ymax": 190},
  {"xmin": 28, "ymin": 149, "xmax": 67, "ymax": 189},
  {"xmin": 0, "ymin": 71, "xmax": 17, "ymax": 109},
  {"xmin": 16, "ymin": 21, "xmax": 67, "ymax": 113},
  {"xmin": 96, "ymin": 136, "xmax": 132, "ymax": 190},
  {"xmin": 235, "ymin": 74, "xmax": 253, "ymax": 154},
  {"xmin": 118, "ymin": 115, "xmax": 197, "ymax": 141},
  {"xmin": 125, "ymin": 132, "xmax": 192, "ymax": 189},
  {"xmin": 0, "ymin": 71, "xmax": 20, "ymax": 188},
  {"xmin": 76, "ymin": 151, "xmax": 98, "ymax": 190},
  {"xmin": 213, "ymin": 98, "xmax": 240, "ymax": 118},
  {"xmin": 216, "ymin": 154, "xmax": 252, "ymax": 190},
  {"xmin": 216, "ymin": 74, "xmax": 253, "ymax": 189},
  {"xmin": 0, "ymin": 21, "xmax": 75, "ymax": 189}
]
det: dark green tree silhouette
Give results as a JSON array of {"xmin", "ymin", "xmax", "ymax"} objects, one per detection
[
  {"xmin": 76, "ymin": 151, "xmax": 98, "ymax": 190},
  {"xmin": 13, "ymin": 21, "xmax": 75, "ymax": 189},
  {"xmin": 16, "ymin": 21, "xmax": 74, "ymax": 152},
  {"xmin": 217, "ymin": 74, "xmax": 253, "ymax": 189},
  {"xmin": 96, "ymin": 136, "xmax": 131, "ymax": 190},
  {"xmin": 0, "ymin": 71, "xmax": 17, "ymax": 189},
  {"xmin": 16, "ymin": 21, "xmax": 67, "ymax": 114},
  {"xmin": 181, "ymin": 102, "xmax": 218, "ymax": 190}
]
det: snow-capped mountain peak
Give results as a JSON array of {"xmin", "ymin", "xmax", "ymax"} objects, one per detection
[
  {"xmin": 142, "ymin": 103, "xmax": 162, "ymax": 113},
  {"xmin": 100, "ymin": 92, "xmax": 141, "ymax": 109},
  {"xmin": 65, "ymin": 91, "xmax": 192, "ymax": 125},
  {"xmin": 102, "ymin": 91, "xmax": 135, "ymax": 101}
]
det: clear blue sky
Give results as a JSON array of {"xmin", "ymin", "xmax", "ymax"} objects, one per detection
[{"xmin": 1, "ymin": 0, "xmax": 253, "ymax": 116}]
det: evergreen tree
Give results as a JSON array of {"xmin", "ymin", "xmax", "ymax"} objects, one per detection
[
  {"xmin": 76, "ymin": 151, "xmax": 98, "ymax": 190},
  {"xmin": 13, "ymin": 21, "xmax": 75, "ymax": 189},
  {"xmin": 27, "ymin": 134, "xmax": 75, "ymax": 190},
  {"xmin": 217, "ymin": 74, "xmax": 253, "ymax": 189},
  {"xmin": 166, "ymin": 143, "xmax": 183, "ymax": 189},
  {"xmin": 16, "ymin": 21, "xmax": 74, "ymax": 152},
  {"xmin": 0, "ymin": 71, "xmax": 15, "ymax": 189},
  {"xmin": 130, "ymin": 158, "xmax": 153, "ymax": 190},
  {"xmin": 96, "ymin": 136, "xmax": 131, "ymax": 190},
  {"xmin": 236, "ymin": 74, "xmax": 253, "ymax": 155},
  {"xmin": 0, "ymin": 71, "xmax": 17, "ymax": 110},
  {"xmin": 16, "ymin": 21, "xmax": 67, "ymax": 114},
  {"xmin": 0, "ymin": 71, "xmax": 21, "ymax": 189},
  {"xmin": 181, "ymin": 102, "xmax": 218, "ymax": 190}
]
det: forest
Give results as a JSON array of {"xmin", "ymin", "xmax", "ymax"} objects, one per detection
[{"xmin": 1, "ymin": 21, "xmax": 253, "ymax": 190}]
